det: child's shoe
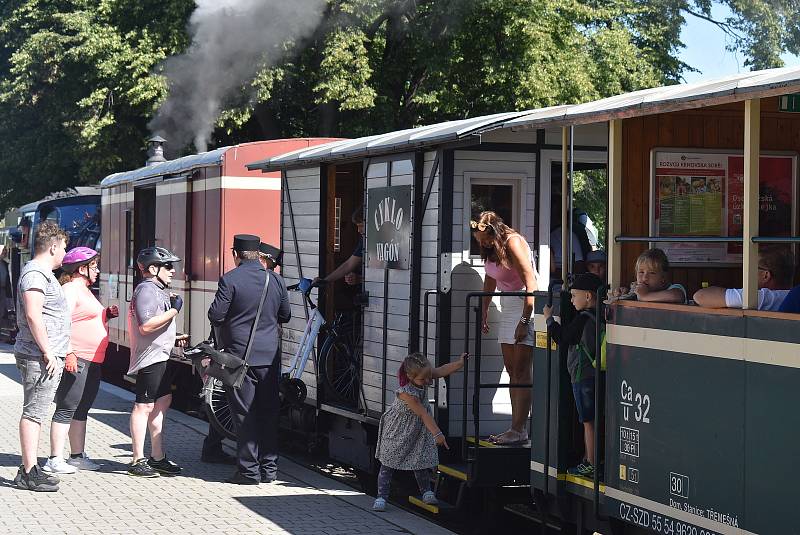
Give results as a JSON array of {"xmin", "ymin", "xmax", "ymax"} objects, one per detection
[
  {"xmin": 567, "ymin": 461, "xmax": 595, "ymax": 478},
  {"xmin": 373, "ymin": 497, "xmax": 387, "ymax": 511},
  {"xmin": 421, "ymin": 490, "xmax": 438, "ymax": 505}
]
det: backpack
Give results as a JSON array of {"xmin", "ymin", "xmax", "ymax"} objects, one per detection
[{"xmin": 577, "ymin": 310, "xmax": 606, "ymax": 371}]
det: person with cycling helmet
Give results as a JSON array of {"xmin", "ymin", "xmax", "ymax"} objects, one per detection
[
  {"xmin": 44, "ymin": 247, "xmax": 118, "ymax": 474},
  {"xmin": 127, "ymin": 246, "xmax": 186, "ymax": 478}
]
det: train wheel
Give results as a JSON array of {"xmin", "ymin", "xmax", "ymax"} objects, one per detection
[
  {"xmin": 320, "ymin": 336, "xmax": 360, "ymax": 407},
  {"xmin": 203, "ymin": 377, "xmax": 236, "ymax": 441}
]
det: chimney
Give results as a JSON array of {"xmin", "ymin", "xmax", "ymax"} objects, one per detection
[{"xmin": 146, "ymin": 136, "xmax": 167, "ymax": 166}]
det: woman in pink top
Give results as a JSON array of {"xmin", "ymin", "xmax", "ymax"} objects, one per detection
[
  {"xmin": 471, "ymin": 211, "xmax": 538, "ymax": 445},
  {"xmin": 45, "ymin": 247, "xmax": 118, "ymax": 474}
]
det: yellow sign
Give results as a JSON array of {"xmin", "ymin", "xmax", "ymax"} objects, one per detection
[{"xmin": 535, "ymin": 331, "xmax": 557, "ymax": 350}]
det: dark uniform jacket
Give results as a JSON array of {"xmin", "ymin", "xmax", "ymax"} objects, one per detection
[{"xmin": 208, "ymin": 259, "xmax": 290, "ymax": 367}]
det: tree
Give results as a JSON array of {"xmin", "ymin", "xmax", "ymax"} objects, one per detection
[{"xmin": 1, "ymin": 0, "xmax": 799, "ymax": 212}]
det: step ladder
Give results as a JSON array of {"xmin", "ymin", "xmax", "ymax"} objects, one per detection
[{"xmin": 407, "ymin": 463, "xmax": 468, "ymax": 515}]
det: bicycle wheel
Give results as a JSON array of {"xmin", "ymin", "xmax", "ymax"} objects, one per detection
[
  {"xmin": 320, "ymin": 335, "xmax": 361, "ymax": 407},
  {"xmin": 203, "ymin": 377, "xmax": 236, "ymax": 441}
]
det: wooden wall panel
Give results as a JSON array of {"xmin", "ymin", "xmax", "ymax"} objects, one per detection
[{"xmin": 620, "ymin": 96, "xmax": 800, "ymax": 294}]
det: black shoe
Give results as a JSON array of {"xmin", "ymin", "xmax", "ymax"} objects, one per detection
[
  {"xmin": 128, "ymin": 458, "xmax": 159, "ymax": 478},
  {"xmin": 16, "ymin": 465, "xmax": 59, "ymax": 491},
  {"xmin": 148, "ymin": 456, "xmax": 182, "ymax": 476},
  {"xmin": 201, "ymin": 450, "xmax": 236, "ymax": 465},
  {"xmin": 260, "ymin": 473, "xmax": 276, "ymax": 483},
  {"xmin": 226, "ymin": 471, "xmax": 259, "ymax": 485}
]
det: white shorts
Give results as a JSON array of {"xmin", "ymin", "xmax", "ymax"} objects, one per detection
[{"xmin": 497, "ymin": 294, "xmax": 534, "ymax": 346}]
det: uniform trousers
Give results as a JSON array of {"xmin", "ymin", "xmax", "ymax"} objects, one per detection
[{"xmin": 225, "ymin": 363, "xmax": 280, "ymax": 480}]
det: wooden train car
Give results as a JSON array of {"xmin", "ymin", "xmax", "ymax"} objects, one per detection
[
  {"xmin": 250, "ymin": 66, "xmax": 800, "ymax": 533},
  {"xmin": 97, "ymin": 138, "xmax": 337, "ymax": 383}
]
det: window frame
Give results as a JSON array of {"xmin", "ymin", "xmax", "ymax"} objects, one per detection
[{"xmin": 463, "ymin": 172, "xmax": 526, "ymax": 262}]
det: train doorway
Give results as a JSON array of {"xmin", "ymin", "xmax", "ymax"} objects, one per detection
[{"xmin": 132, "ymin": 186, "xmax": 156, "ymax": 286}]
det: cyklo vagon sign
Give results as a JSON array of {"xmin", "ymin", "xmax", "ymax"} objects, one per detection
[{"xmin": 367, "ymin": 185, "xmax": 412, "ymax": 270}]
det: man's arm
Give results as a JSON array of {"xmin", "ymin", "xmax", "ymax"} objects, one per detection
[
  {"xmin": 208, "ymin": 276, "xmax": 232, "ymax": 325},
  {"xmin": 323, "ymin": 254, "xmax": 362, "ymax": 283},
  {"xmin": 22, "ymin": 290, "xmax": 50, "ymax": 357},
  {"xmin": 692, "ymin": 287, "xmax": 728, "ymax": 308},
  {"xmin": 276, "ymin": 274, "xmax": 291, "ymax": 324},
  {"xmin": 139, "ymin": 309, "xmax": 178, "ymax": 335}
]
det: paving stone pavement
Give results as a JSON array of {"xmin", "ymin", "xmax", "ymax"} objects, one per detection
[{"xmin": 0, "ymin": 346, "xmax": 454, "ymax": 535}]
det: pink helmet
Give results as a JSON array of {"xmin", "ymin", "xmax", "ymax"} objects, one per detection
[{"xmin": 62, "ymin": 247, "xmax": 99, "ymax": 273}]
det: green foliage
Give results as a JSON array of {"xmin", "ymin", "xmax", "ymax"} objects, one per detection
[{"xmin": 1, "ymin": 0, "xmax": 799, "ymax": 212}]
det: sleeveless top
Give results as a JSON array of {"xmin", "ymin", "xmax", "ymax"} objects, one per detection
[{"xmin": 484, "ymin": 235, "xmax": 535, "ymax": 291}]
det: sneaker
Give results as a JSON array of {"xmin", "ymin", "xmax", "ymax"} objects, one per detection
[
  {"xmin": 43, "ymin": 456, "xmax": 78, "ymax": 474},
  {"xmin": 15, "ymin": 465, "xmax": 59, "ymax": 492},
  {"xmin": 567, "ymin": 461, "xmax": 595, "ymax": 478},
  {"xmin": 128, "ymin": 458, "xmax": 159, "ymax": 478},
  {"xmin": 148, "ymin": 456, "xmax": 182, "ymax": 476},
  {"xmin": 67, "ymin": 453, "xmax": 100, "ymax": 471},
  {"xmin": 421, "ymin": 490, "xmax": 438, "ymax": 505},
  {"xmin": 372, "ymin": 497, "xmax": 387, "ymax": 512}
]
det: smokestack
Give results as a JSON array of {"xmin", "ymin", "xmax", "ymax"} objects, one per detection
[{"xmin": 146, "ymin": 136, "xmax": 167, "ymax": 166}]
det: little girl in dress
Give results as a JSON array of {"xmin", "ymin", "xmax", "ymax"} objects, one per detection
[{"xmin": 372, "ymin": 351, "xmax": 467, "ymax": 511}]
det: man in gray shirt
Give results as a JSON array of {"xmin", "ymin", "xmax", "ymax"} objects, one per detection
[
  {"xmin": 13, "ymin": 221, "xmax": 70, "ymax": 492},
  {"xmin": 126, "ymin": 246, "xmax": 187, "ymax": 478}
]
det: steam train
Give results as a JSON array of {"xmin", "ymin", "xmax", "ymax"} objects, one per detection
[{"xmin": 96, "ymin": 66, "xmax": 800, "ymax": 535}]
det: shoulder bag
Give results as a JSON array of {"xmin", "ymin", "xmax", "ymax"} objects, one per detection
[{"xmin": 190, "ymin": 270, "xmax": 271, "ymax": 389}]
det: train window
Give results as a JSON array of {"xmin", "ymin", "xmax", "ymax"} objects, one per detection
[{"xmin": 467, "ymin": 178, "xmax": 519, "ymax": 257}]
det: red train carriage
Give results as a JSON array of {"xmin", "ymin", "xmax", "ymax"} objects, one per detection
[{"xmin": 98, "ymin": 138, "xmax": 337, "ymax": 386}]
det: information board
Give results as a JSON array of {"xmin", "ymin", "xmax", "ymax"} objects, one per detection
[{"xmin": 652, "ymin": 150, "xmax": 796, "ymax": 264}]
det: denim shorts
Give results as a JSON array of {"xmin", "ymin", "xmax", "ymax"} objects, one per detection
[
  {"xmin": 16, "ymin": 354, "xmax": 64, "ymax": 424},
  {"xmin": 571, "ymin": 377, "xmax": 596, "ymax": 423}
]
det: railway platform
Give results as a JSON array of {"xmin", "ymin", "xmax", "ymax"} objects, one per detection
[{"xmin": 0, "ymin": 345, "xmax": 454, "ymax": 535}]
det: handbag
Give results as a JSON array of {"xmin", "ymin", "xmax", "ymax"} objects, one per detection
[{"xmin": 190, "ymin": 270, "xmax": 271, "ymax": 389}]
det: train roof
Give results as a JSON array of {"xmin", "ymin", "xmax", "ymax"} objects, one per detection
[
  {"xmin": 17, "ymin": 186, "xmax": 101, "ymax": 214},
  {"xmin": 249, "ymin": 65, "xmax": 800, "ymax": 172},
  {"xmin": 100, "ymin": 146, "xmax": 230, "ymax": 188},
  {"xmin": 99, "ymin": 139, "xmax": 336, "ymax": 188}
]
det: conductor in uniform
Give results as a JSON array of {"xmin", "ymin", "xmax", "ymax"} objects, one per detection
[{"xmin": 208, "ymin": 234, "xmax": 290, "ymax": 484}]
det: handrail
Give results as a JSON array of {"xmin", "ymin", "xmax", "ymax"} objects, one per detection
[
  {"xmin": 462, "ymin": 290, "xmax": 536, "ymax": 462},
  {"xmin": 593, "ymin": 284, "xmax": 608, "ymax": 520},
  {"xmin": 542, "ymin": 282, "xmax": 558, "ymax": 503},
  {"xmin": 423, "ymin": 290, "xmax": 440, "ymax": 409},
  {"xmin": 615, "ymin": 235, "xmax": 800, "ymax": 244}
]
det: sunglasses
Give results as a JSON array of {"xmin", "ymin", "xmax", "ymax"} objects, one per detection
[
  {"xmin": 158, "ymin": 263, "xmax": 175, "ymax": 271},
  {"xmin": 468, "ymin": 220, "xmax": 494, "ymax": 233}
]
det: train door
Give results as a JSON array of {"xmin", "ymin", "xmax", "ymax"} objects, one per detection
[
  {"xmin": 133, "ymin": 186, "xmax": 156, "ymax": 287},
  {"xmin": 320, "ymin": 162, "xmax": 365, "ymax": 409}
]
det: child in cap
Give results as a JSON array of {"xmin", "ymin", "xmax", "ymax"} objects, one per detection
[
  {"xmin": 543, "ymin": 272, "xmax": 603, "ymax": 478},
  {"xmin": 611, "ymin": 248, "xmax": 686, "ymax": 303}
]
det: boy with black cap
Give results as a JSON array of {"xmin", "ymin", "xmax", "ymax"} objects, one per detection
[{"xmin": 543, "ymin": 272, "xmax": 603, "ymax": 478}]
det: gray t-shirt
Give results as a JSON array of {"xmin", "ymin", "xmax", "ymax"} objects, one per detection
[
  {"xmin": 14, "ymin": 259, "xmax": 71, "ymax": 359},
  {"xmin": 127, "ymin": 278, "xmax": 175, "ymax": 374}
]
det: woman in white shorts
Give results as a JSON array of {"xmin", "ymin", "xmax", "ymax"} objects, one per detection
[{"xmin": 471, "ymin": 211, "xmax": 538, "ymax": 445}]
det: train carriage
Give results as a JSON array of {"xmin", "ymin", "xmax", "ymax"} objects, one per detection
[
  {"xmin": 97, "ymin": 138, "xmax": 337, "ymax": 389},
  {"xmin": 250, "ymin": 66, "xmax": 800, "ymax": 533}
]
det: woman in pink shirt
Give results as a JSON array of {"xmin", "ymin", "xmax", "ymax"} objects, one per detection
[
  {"xmin": 44, "ymin": 247, "xmax": 118, "ymax": 474},
  {"xmin": 471, "ymin": 211, "xmax": 538, "ymax": 445}
]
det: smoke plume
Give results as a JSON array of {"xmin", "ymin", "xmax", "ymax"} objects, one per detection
[{"xmin": 149, "ymin": 0, "xmax": 327, "ymax": 154}]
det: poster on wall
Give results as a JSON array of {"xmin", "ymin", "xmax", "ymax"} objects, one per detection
[
  {"xmin": 367, "ymin": 185, "xmax": 412, "ymax": 270},
  {"xmin": 652, "ymin": 150, "xmax": 796, "ymax": 264}
]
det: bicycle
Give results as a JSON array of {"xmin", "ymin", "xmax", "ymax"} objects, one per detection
[{"xmin": 196, "ymin": 278, "xmax": 365, "ymax": 440}]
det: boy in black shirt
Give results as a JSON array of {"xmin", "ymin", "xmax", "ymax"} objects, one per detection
[{"xmin": 543, "ymin": 273, "xmax": 603, "ymax": 478}]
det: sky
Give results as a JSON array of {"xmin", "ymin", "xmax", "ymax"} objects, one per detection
[{"xmin": 679, "ymin": 4, "xmax": 800, "ymax": 83}]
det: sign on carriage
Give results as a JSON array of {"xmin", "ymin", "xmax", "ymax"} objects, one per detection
[
  {"xmin": 651, "ymin": 149, "xmax": 797, "ymax": 264},
  {"xmin": 367, "ymin": 185, "xmax": 412, "ymax": 270}
]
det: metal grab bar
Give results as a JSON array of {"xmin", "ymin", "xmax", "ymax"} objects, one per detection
[
  {"xmin": 462, "ymin": 290, "xmax": 536, "ymax": 461},
  {"xmin": 615, "ymin": 236, "xmax": 742, "ymax": 243},
  {"xmin": 542, "ymin": 282, "xmax": 558, "ymax": 502},
  {"xmin": 593, "ymin": 284, "xmax": 608, "ymax": 520}
]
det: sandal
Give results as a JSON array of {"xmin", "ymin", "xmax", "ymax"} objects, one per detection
[{"xmin": 489, "ymin": 429, "xmax": 528, "ymax": 445}]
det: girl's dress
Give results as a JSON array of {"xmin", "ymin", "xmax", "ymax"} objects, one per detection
[{"xmin": 375, "ymin": 383, "xmax": 438, "ymax": 470}]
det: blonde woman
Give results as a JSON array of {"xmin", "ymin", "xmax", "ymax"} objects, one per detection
[{"xmin": 470, "ymin": 211, "xmax": 537, "ymax": 445}]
